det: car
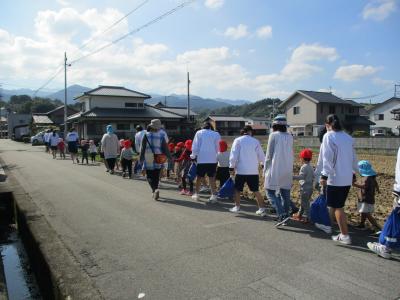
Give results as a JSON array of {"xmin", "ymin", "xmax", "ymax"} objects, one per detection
[{"xmin": 31, "ymin": 131, "xmax": 45, "ymax": 145}]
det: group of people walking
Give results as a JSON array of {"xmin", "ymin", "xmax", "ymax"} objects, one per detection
[{"xmin": 42, "ymin": 114, "xmax": 400, "ymax": 259}]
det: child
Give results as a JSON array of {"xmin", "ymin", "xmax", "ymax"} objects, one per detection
[
  {"xmin": 57, "ymin": 138, "xmax": 66, "ymax": 159},
  {"xmin": 120, "ymin": 139, "xmax": 134, "ymax": 178},
  {"xmin": 80, "ymin": 139, "xmax": 89, "ymax": 165},
  {"xmin": 216, "ymin": 140, "xmax": 230, "ymax": 189},
  {"xmin": 176, "ymin": 140, "xmax": 194, "ymax": 195},
  {"xmin": 167, "ymin": 143, "xmax": 175, "ymax": 178},
  {"xmin": 89, "ymin": 140, "xmax": 97, "ymax": 163},
  {"xmin": 353, "ymin": 160, "xmax": 381, "ymax": 232},
  {"xmin": 173, "ymin": 142, "xmax": 184, "ymax": 184},
  {"xmin": 292, "ymin": 148, "xmax": 314, "ymax": 223}
]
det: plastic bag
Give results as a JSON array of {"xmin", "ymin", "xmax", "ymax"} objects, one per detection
[
  {"xmin": 218, "ymin": 177, "xmax": 235, "ymax": 198},
  {"xmin": 187, "ymin": 163, "xmax": 197, "ymax": 181},
  {"xmin": 379, "ymin": 207, "xmax": 400, "ymax": 249},
  {"xmin": 310, "ymin": 194, "xmax": 331, "ymax": 227}
]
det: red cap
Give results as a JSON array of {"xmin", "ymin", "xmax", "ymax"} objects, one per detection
[
  {"xmin": 299, "ymin": 148, "xmax": 312, "ymax": 159},
  {"xmin": 185, "ymin": 139, "xmax": 192, "ymax": 151},
  {"xmin": 177, "ymin": 142, "xmax": 185, "ymax": 148},
  {"xmin": 168, "ymin": 143, "xmax": 175, "ymax": 151},
  {"xmin": 219, "ymin": 140, "xmax": 228, "ymax": 152},
  {"xmin": 123, "ymin": 140, "xmax": 132, "ymax": 148}
]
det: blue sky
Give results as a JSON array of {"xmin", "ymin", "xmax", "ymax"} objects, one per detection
[{"xmin": 0, "ymin": 0, "xmax": 399, "ymax": 102}]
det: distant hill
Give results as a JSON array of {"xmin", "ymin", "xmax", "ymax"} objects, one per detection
[
  {"xmin": 1, "ymin": 88, "xmax": 53, "ymax": 101},
  {"xmin": 47, "ymin": 84, "xmax": 91, "ymax": 104}
]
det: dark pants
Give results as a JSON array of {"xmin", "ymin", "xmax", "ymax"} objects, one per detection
[
  {"xmin": 146, "ymin": 169, "xmax": 161, "ymax": 192},
  {"xmin": 182, "ymin": 176, "xmax": 194, "ymax": 192},
  {"xmin": 106, "ymin": 158, "xmax": 116, "ymax": 171},
  {"xmin": 121, "ymin": 158, "xmax": 133, "ymax": 177},
  {"xmin": 81, "ymin": 151, "xmax": 89, "ymax": 164},
  {"xmin": 90, "ymin": 152, "xmax": 96, "ymax": 162}
]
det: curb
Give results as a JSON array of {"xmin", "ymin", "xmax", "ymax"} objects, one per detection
[{"xmin": 0, "ymin": 158, "xmax": 103, "ymax": 299}]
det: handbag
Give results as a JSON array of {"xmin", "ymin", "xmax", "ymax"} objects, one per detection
[
  {"xmin": 218, "ymin": 177, "xmax": 235, "ymax": 198},
  {"xmin": 379, "ymin": 207, "xmax": 400, "ymax": 249},
  {"xmin": 187, "ymin": 163, "xmax": 197, "ymax": 181},
  {"xmin": 310, "ymin": 194, "xmax": 331, "ymax": 227},
  {"xmin": 145, "ymin": 135, "xmax": 167, "ymax": 164}
]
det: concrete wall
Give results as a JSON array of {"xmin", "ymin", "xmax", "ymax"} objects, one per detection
[
  {"xmin": 284, "ymin": 94, "xmax": 317, "ymax": 125},
  {"xmin": 369, "ymin": 99, "xmax": 400, "ymax": 135}
]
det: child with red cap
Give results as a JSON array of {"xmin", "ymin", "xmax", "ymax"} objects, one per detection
[
  {"xmin": 167, "ymin": 143, "xmax": 175, "ymax": 178},
  {"xmin": 176, "ymin": 140, "xmax": 194, "ymax": 195},
  {"xmin": 216, "ymin": 140, "xmax": 230, "ymax": 190},
  {"xmin": 120, "ymin": 139, "xmax": 134, "ymax": 178},
  {"xmin": 293, "ymin": 148, "xmax": 315, "ymax": 222},
  {"xmin": 173, "ymin": 142, "xmax": 185, "ymax": 184}
]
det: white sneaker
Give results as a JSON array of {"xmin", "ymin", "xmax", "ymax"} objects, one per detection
[
  {"xmin": 229, "ymin": 206, "xmax": 240, "ymax": 213},
  {"xmin": 154, "ymin": 189, "xmax": 160, "ymax": 201},
  {"xmin": 192, "ymin": 194, "xmax": 200, "ymax": 201},
  {"xmin": 199, "ymin": 186, "xmax": 209, "ymax": 193},
  {"xmin": 367, "ymin": 242, "xmax": 392, "ymax": 259},
  {"xmin": 315, "ymin": 223, "xmax": 332, "ymax": 234},
  {"xmin": 255, "ymin": 208, "xmax": 266, "ymax": 217},
  {"xmin": 332, "ymin": 234, "xmax": 351, "ymax": 245},
  {"xmin": 208, "ymin": 194, "xmax": 218, "ymax": 203}
]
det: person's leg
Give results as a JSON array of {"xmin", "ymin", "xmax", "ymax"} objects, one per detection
[
  {"xmin": 366, "ymin": 213, "xmax": 381, "ymax": 230},
  {"xmin": 181, "ymin": 176, "xmax": 187, "ymax": 191},
  {"xmin": 335, "ymin": 208, "xmax": 349, "ymax": 235},
  {"xmin": 127, "ymin": 160, "xmax": 133, "ymax": 177},
  {"xmin": 195, "ymin": 177, "xmax": 203, "ymax": 194},
  {"xmin": 280, "ymin": 188, "xmax": 292, "ymax": 217},
  {"xmin": 360, "ymin": 213, "xmax": 367, "ymax": 226},
  {"xmin": 153, "ymin": 168, "xmax": 161, "ymax": 190},
  {"xmin": 189, "ymin": 179, "xmax": 194, "ymax": 193},
  {"xmin": 233, "ymin": 190, "xmax": 241, "ymax": 207},
  {"xmin": 209, "ymin": 176, "xmax": 217, "ymax": 195},
  {"xmin": 254, "ymin": 192, "xmax": 265, "ymax": 209},
  {"xmin": 146, "ymin": 170, "xmax": 156, "ymax": 192},
  {"xmin": 267, "ymin": 189, "xmax": 284, "ymax": 217}
]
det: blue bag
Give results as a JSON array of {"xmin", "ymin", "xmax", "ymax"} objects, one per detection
[
  {"xmin": 134, "ymin": 161, "xmax": 143, "ymax": 174},
  {"xmin": 310, "ymin": 194, "xmax": 331, "ymax": 226},
  {"xmin": 187, "ymin": 163, "xmax": 197, "ymax": 181},
  {"xmin": 379, "ymin": 207, "xmax": 400, "ymax": 249},
  {"xmin": 218, "ymin": 177, "xmax": 235, "ymax": 198}
]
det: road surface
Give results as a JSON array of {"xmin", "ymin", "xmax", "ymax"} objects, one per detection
[{"xmin": 0, "ymin": 140, "xmax": 399, "ymax": 300}]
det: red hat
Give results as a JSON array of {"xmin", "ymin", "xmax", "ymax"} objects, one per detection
[
  {"xmin": 168, "ymin": 143, "xmax": 175, "ymax": 151},
  {"xmin": 184, "ymin": 139, "xmax": 192, "ymax": 151},
  {"xmin": 177, "ymin": 142, "xmax": 185, "ymax": 148},
  {"xmin": 299, "ymin": 148, "xmax": 312, "ymax": 159},
  {"xmin": 123, "ymin": 139, "xmax": 132, "ymax": 148},
  {"xmin": 219, "ymin": 140, "xmax": 228, "ymax": 152}
]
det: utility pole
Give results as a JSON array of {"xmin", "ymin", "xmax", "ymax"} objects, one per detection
[
  {"xmin": 187, "ymin": 71, "xmax": 190, "ymax": 121},
  {"xmin": 164, "ymin": 96, "xmax": 167, "ymax": 106},
  {"xmin": 64, "ymin": 52, "xmax": 68, "ymax": 139},
  {"xmin": 395, "ymin": 84, "xmax": 400, "ymax": 98}
]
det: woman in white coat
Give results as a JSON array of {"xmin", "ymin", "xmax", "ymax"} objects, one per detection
[{"xmin": 264, "ymin": 116, "xmax": 294, "ymax": 225}]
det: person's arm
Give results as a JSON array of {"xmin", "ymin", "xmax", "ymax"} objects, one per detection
[
  {"xmin": 229, "ymin": 139, "xmax": 240, "ymax": 171},
  {"xmin": 352, "ymin": 139, "xmax": 359, "ymax": 174},
  {"xmin": 139, "ymin": 136, "xmax": 147, "ymax": 163},
  {"xmin": 352, "ymin": 181, "xmax": 365, "ymax": 189},
  {"xmin": 293, "ymin": 165, "xmax": 306, "ymax": 181},
  {"xmin": 320, "ymin": 134, "xmax": 335, "ymax": 181},
  {"xmin": 256, "ymin": 140, "xmax": 265, "ymax": 166},
  {"xmin": 264, "ymin": 134, "xmax": 275, "ymax": 174},
  {"xmin": 190, "ymin": 132, "xmax": 200, "ymax": 160},
  {"xmin": 175, "ymin": 150, "xmax": 187, "ymax": 162},
  {"xmin": 100, "ymin": 135, "xmax": 105, "ymax": 152},
  {"xmin": 161, "ymin": 138, "xmax": 171, "ymax": 159},
  {"xmin": 314, "ymin": 144, "xmax": 324, "ymax": 177}
]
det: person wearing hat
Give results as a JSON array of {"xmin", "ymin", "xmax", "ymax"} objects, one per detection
[
  {"xmin": 292, "ymin": 149, "xmax": 315, "ymax": 223},
  {"xmin": 66, "ymin": 127, "xmax": 79, "ymax": 164},
  {"xmin": 352, "ymin": 160, "xmax": 381, "ymax": 231},
  {"xmin": 101, "ymin": 125, "xmax": 120, "ymax": 174},
  {"xmin": 264, "ymin": 115, "xmax": 294, "ymax": 226},
  {"xmin": 140, "ymin": 119, "xmax": 171, "ymax": 201}
]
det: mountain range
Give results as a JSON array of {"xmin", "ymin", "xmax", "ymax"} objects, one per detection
[{"xmin": 1, "ymin": 85, "xmax": 251, "ymax": 112}]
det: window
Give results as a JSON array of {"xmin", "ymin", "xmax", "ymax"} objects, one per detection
[
  {"xmin": 374, "ymin": 114, "xmax": 384, "ymax": 121},
  {"xmin": 349, "ymin": 107, "xmax": 355, "ymax": 113},
  {"xmin": 138, "ymin": 103, "xmax": 144, "ymax": 108},
  {"xmin": 116, "ymin": 123, "xmax": 130, "ymax": 131},
  {"xmin": 293, "ymin": 106, "xmax": 300, "ymax": 115},
  {"xmin": 125, "ymin": 102, "xmax": 138, "ymax": 108},
  {"xmin": 329, "ymin": 105, "xmax": 336, "ymax": 114},
  {"xmin": 378, "ymin": 129, "xmax": 383, "ymax": 134}
]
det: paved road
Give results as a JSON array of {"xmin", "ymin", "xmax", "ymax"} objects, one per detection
[{"xmin": 0, "ymin": 140, "xmax": 399, "ymax": 300}]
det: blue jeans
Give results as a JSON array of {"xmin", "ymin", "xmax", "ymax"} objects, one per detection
[{"xmin": 267, "ymin": 189, "xmax": 291, "ymax": 218}]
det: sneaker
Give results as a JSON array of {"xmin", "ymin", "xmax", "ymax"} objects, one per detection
[
  {"xmin": 180, "ymin": 189, "xmax": 187, "ymax": 195},
  {"xmin": 367, "ymin": 242, "xmax": 392, "ymax": 259},
  {"xmin": 200, "ymin": 186, "xmax": 209, "ymax": 193},
  {"xmin": 208, "ymin": 194, "xmax": 218, "ymax": 203},
  {"xmin": 122, "ymin": 172, "xmax": 126, "ymax": 178},
  {"xmin": 106, "ymin": 169, "xmax": 109, "ymax": 172},
  {"xmin": 110, "ymin": 170, "xmax": 115, "ymax": 175},
  {"xmin": 229, "ymin": 206, "xmax": 240, "ymax": 213},
  {"xmin": 315, "ymin": 223, "xmax": 332, "ymax": 234},
  {"xmin": 154, "ymin": 189, "xmax": 160, "ymax": 201},
  {"xmin": 184, "ymin": 190, "xmax": 193, "ymax": 196},
  {"xmin": 331, "ymin": 234, "xmax": 352, "ymax": 245},
  {"xmin": 192, "ymin": 194, "xmax": 200, "ymax": 201},
  {"xmin": 275, "ymin": 216, "xmax": 290, "ymax": 227},
  {"xmin": 255, "ymin": 208, "xmax": 266, "ymax": 217}
]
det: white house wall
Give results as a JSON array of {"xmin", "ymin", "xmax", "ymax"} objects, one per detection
[
  {"xmin": 369, "ymin": 100, "xmax": 400, "ymax": 135},
  {"xmin": 90, "ymin": 96, "xmax": 145, "ymax": 109},
  {"xmin": 284, "ymin": 94, "xmax": 317, "ymax": 125}
]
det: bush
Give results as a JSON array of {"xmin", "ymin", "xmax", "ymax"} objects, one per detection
[{"xmin": 352, "ymin": 131, "xmax": 370, "ymax": 137}]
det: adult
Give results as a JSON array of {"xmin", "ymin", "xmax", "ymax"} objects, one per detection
[
  {"xmin": 139, "ymin": 119, "xmax": 171, "ymax": 201},
  {"xmin": 66, "ymin": 128, "xmax": 79, "ymax": 164},
  {"xmin": 190, "ymin": 122, "xmax": 221, "ymax": 203},
  {"xmin": 229, "ymin": 126, "xmax": 266, "ymax": 216},
  {"xmin": 134, "ymin": 125, "xmax": 146, "ymax": 154},
  {"xmin": 44, "ymin": 129, "xmax": 51, "ymax": 153},
  {"xmin": 319, "ymin": 114, "xmax": 358, "ymax": 245},
  {"xmin": 264, "ymin": 115, "xmax": 294, "ymax": 225},
  {"xmin": 101, "ymin": 125, "xmax": 119, "ymax": 174},
  {"xmin": 393, "ymin": 145, "xmax": 400, "ymax": 205},
  {"xmin": 48, "ymin": 130, "xmax": 60, "ymax": 159}
]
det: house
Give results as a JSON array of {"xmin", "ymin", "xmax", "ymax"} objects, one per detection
[
  {"xmin": 0, "ymin": 116, "xmax": 7, "ymax": 138},
  {"xmin": 205, "ymin": 115, "xmax": 247, "ymax": 136},
  {"xmin": 246, "ymin": 117, "xmax": 270, "ymax": 135},
  {"xmin": 7, "ymin": 113, "xmax": 31, "ymax": 140},
  {"xmin": 279, "ymin": 90, "xmax": 374, "ymax": 136},
  {"xmin": 153, "ymin": 102, "xmax": 197, "ymax": 122},
  {"xmin": 67, "ymin": 86, "xmax": 196, "ymax": 140},
  {"xmin": 367, "ymin": 97, "xmax": 400, "ymax": 136},
  {"xmin": 32, "ymin": 105, "xmax": 78, "ymax": 133}
]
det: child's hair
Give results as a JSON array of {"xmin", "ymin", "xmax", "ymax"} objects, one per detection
[
  {"xmin": 80, "ymin": 139, "xmax": 87, "ymax": 146},
  {"xmin": 219, "ymin": 140, "xmax": 228, "ymax": 152}
]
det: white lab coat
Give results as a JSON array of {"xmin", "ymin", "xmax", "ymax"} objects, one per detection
[
  {"xmin": 229, "ymin": 135, "xmax": 265, "ymax": 175},
  {"xmin": 394, "ymin": 146, "xmax": 400, "ymax": 193}
]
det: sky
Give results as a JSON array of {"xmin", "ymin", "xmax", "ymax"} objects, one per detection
[{"xmin": 0, "ymin": 0, "xmax": 399, "ymax": 102}]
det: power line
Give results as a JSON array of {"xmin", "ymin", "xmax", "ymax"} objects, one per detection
[
  {"xmin": 33, "ymin": 65, "xmax": 64, "ymax": 97},
  {"xmin": 70, "ymin": 0, "xmax": 196, "ymax": 65},
  {"xmin": 343, "ymin": 87, "xmax": 393, "ymax": 100}
]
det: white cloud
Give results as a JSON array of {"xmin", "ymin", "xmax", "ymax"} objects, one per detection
[
  {"xmin": 204, "ymin": 0, "xmax": 224, "ymax": 9},
  {"xmin": 334, "ymin": 64, "xmax": 379, "ymax": 81},
  {"xmin": 256, "ymin": 26, "xmax": 272, "ymax": 39},
  {"xmin": 372, "ymin": 77, "xmax": 394, "ymax": 87},
  {"xmin": 56, "ymin": 0, "xmax": 70, "ymax": 6},
  {"xmin": 362, "ymin": 0, "xmax": 397, "ymax": 21},
  {"xmin": 224, "ymin": 24, "xmax": 248, "ymax": 40}
]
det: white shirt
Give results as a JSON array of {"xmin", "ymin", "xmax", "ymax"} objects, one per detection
[
  {"xmin": 135, "ymin": 130, "xmax": 146, "ymax": 153},
  {"xmin": 44, "ymin": 132, "xmax": 51, "ymax": 143},
  {"xmin": 66, "ymin": 131, "xmax": 79, "ymax": 143},
  {"xmin": 217, "ymin": 151, "xmax": 230, "ymax": 168},
  {"xmin": 229, "ymin": 135, "xmax": 265, "ymax": 175},
  {"xmin": 190, "ymin": 129, "xmax": 221, "ymax": 164},
  {"xmin": 49, "ymin": 133, "xmax": 59, "ymax": 146},
  {"xmin": 264, "ymin": 132, "xmax": 294, "ymax": 190},
  {"xmin": 394, "ymin": 146, "xmax": 400, "ymax": 192},
  {"xmin": 320, "ymin": 130, "xmax": 358, "ymax": 186}
]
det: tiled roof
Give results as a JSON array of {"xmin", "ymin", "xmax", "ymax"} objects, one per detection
[
  {"xmin": 75, "ymin": 86, "xmax": 151, "ymax": 99},
  {"xmin": 247, "ymin": 116, "xmax": 269, "ymax": 121},
  {"xmin": 367, "ymin": 97, "xmax": 400, "ymax": 113},
  {"xmin": 298, "ymin": 90, "xmax": 349, "ymax": 104},
  {"xmin": 207, "ymin": 115, "xmax": 247, "ymax": 121},
  {"xmin": 158, "ymin": 107, "xmax": 197, "ymax": 117},
  {"xmin": 33, "ymin": 115, "xmax": 54, "ymax": 124}
]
